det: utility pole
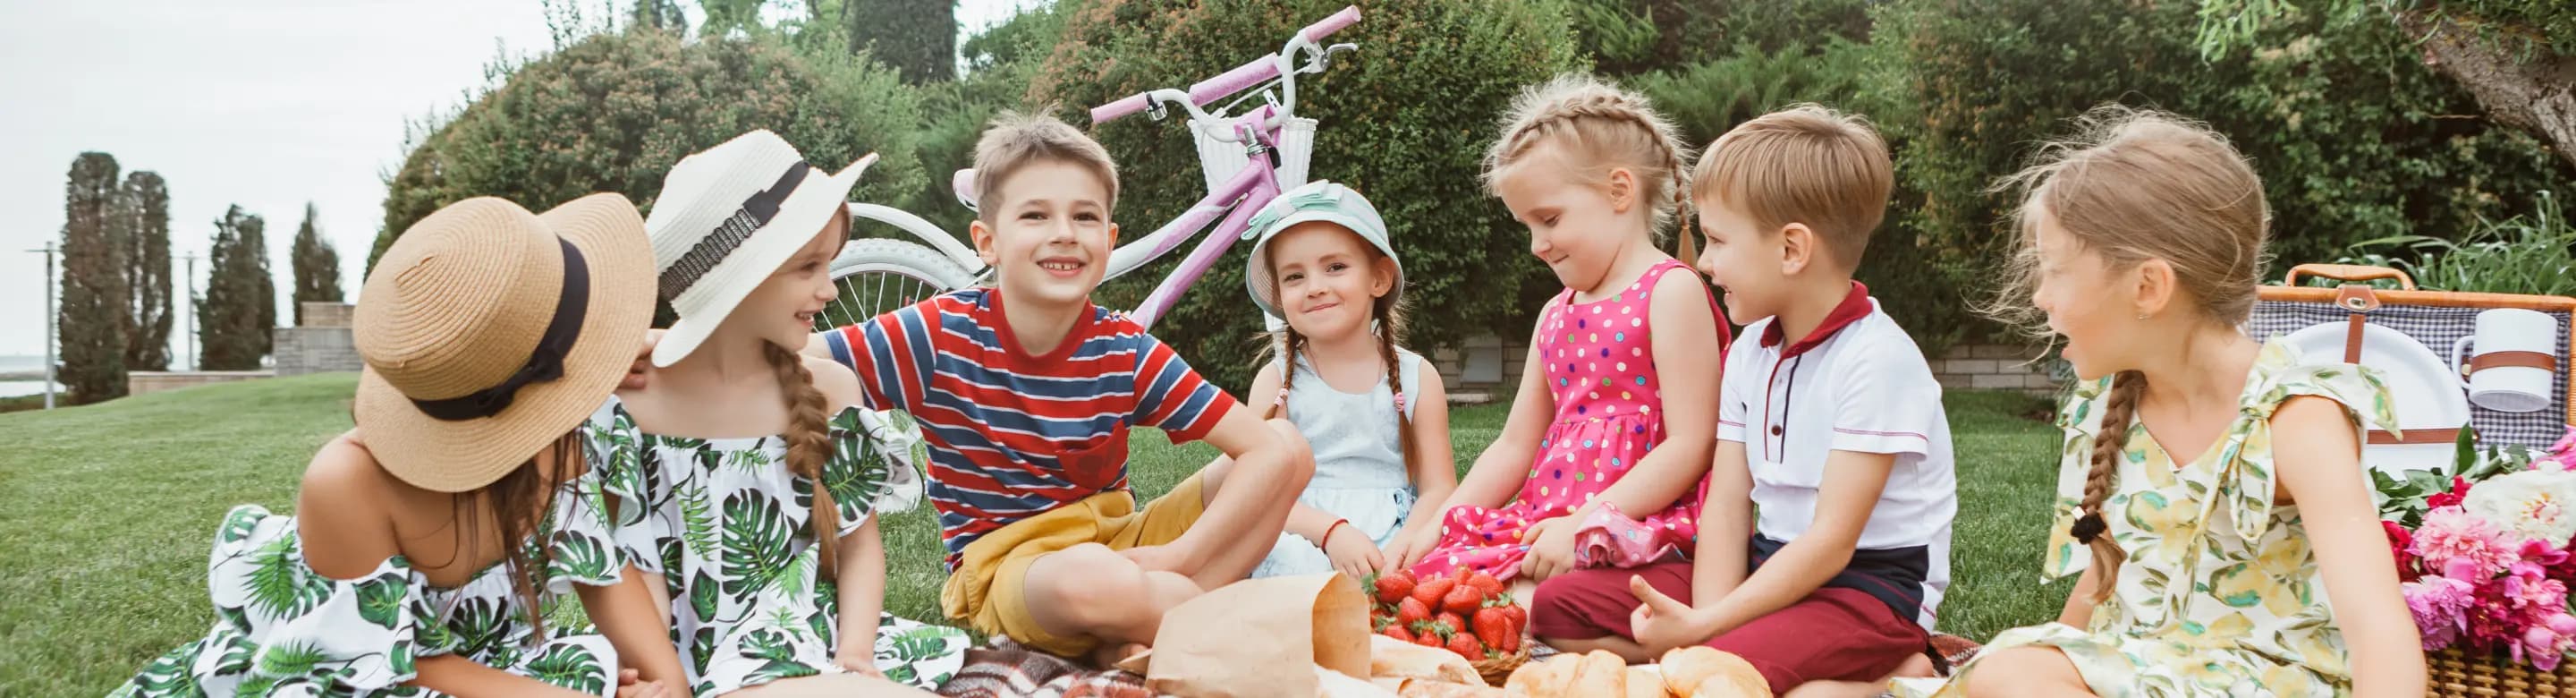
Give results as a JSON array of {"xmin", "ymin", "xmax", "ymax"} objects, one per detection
[
  {"xmin": 182, "ymin": 251, "xmax": 198, "ymax": 371},
  {"xmin": 30, "ymin": 243, "xmax": 55, "ymax": 410}
]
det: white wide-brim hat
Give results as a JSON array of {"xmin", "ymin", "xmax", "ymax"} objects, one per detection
[{"xmin": 644, "ymin": 129, "xmax": 874, "ymax": 367}]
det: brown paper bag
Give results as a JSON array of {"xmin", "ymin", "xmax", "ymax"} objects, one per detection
[{"xmin": 1140, "ymin": 573, "xmax": 1373, "ymax": 697}]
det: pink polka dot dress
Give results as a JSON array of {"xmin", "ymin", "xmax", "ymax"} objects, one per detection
[{"xmin": 1411, "ymin": 260, "xmax": 1724, "ymax": 581}]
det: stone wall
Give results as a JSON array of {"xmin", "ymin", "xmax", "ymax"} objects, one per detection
[{"xmin": 275, "ymin": 302, "xmax": 360, "ymax": 377}]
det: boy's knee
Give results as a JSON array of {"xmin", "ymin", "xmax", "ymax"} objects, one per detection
[
  {"xmin": 1527, "ymin": 571, "xmax": 1621, "ymax": 637},
  {"xmin": 1030, "ymin": 544, "xmax": 1151, "ymax": 623}
]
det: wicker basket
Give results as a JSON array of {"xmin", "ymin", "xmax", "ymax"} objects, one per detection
[
  {"xmin": 1470, "ymin": 640, "xmax": 1531, "ymax": 686},
  {"xmin": 2431, "ymin": 646, "xmax": 2576, "ymax": 696}
]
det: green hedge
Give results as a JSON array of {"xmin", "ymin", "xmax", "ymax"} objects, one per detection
[
  {"xmin": 1027, "ymin": 0, "xmax": 1583, "ymax": 390},
  {"xmin": 370, "ymin": 28, "xmax": 928, "ymax": 277}
]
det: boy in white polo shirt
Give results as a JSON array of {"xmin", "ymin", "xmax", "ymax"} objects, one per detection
[{"xmin": 1530, "ymin": 105, "xmax": 1954, "ymax": 698}]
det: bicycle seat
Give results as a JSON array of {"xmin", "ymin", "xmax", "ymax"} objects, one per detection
[{"xmin": 953, "ymin": 168, "xmax": 979, "ymax": 213}]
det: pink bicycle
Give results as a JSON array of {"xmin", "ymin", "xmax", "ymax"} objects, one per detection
[{"xmin": 814, "ymin": 6, "xmax": 1361, "ymax": 332}]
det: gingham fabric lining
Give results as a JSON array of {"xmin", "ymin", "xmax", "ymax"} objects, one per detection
[{"xmin": 2248, "ymin": 299, "xmax": 2572, "ymax": 448}]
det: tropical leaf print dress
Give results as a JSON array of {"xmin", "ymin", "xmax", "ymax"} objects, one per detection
[
  {"xmin": 113, "ymin": 471, "xmax": 630, "ymax": 697},
  {"xmin": 1903, "ymin": 340, "xmax": 2397, "ymax": 697},
  {"xmin": 585, "ymin": 397, "xmax": 969, "ymax": 695}
]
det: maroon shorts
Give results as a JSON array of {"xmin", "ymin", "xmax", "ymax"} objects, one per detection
[{"xmin": 1529, "ymin": 561, "xmax": 1929, "ymax": 693}]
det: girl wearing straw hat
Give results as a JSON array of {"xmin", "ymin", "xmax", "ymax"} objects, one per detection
[
  {"xmin": 584, "ymin": 130, "xmax": 966, "ymax": 696},
  {"xmin": 113, "ymin": 194, "xmax": 682, "ymax": 698}
]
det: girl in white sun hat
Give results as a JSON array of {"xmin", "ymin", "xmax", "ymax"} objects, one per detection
[
  {"xmin": 1236, "ymin": 180, "xmax": 1462, "ymax": 581},
  {"xmin": 114, "ymin": 194, "xmax": 682, "ymax": 698},
  {"xmin": 586, "ymin": 130, "xmax": 966, "ymax": 696}
]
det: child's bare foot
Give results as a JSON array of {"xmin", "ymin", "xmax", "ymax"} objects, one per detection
[
  {"xmin": 1091, "ymin": 642, "xmax": 1149, "ymax": 670},
  {"xmin": 1894, "ymin": 652, "xmax": 1938, "ymax": 677}
]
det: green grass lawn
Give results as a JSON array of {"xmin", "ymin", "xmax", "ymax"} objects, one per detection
[{"xmin": 1, "ymin": 374, "xmax": 2069, "ymax": 695}]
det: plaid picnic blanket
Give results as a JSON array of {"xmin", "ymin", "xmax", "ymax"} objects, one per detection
[{"xmin": 936, "ymin": 641, "xmax": 1163, "ymax": 698}]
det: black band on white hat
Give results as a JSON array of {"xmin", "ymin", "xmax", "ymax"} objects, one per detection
[{"xmin": 657, "ymin": 161, "xmax": 812, "ymax": 302}]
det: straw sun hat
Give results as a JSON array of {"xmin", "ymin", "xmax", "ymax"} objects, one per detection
[
  {"xmin": 644, "ymin": 130, "xmax": 873, "ymax": 367},
  {"xmin": 352, "ymin": 193, "xmax": 656, "ymax": 492}
]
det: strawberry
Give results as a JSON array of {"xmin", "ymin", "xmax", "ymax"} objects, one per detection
[
  {"xmin": 1435, "ymin": 612, "xmax": 1467, "ymax": 639},
  {"xmin": 1412, "ymin": 577, "xmax": 1455, "ymax": 606},
  {"xmin": 1445, "ymin": 632, "xmax": 1485, "ymax": 660},
  {"xmin": 1395, "ymin": 597, "xmax": 1431, "ymax": 626},
  {"xmin": 1376, "ymin": 570, "xmax": 1416, "ymax": 605},
  {"xmin": 1465, "ymin": 571, "xmax": 1504, "ymax": 598},
  {"xmin": 1442, "ymin": 583, "xmax": 1482, "ymax": 616},
  {"xmin": 1383, "ymin": 625, "xmax": 1414, "ymax": 643},
  {"xmin": 1473, "ymin": 607, "xmax": 1514, "ymax": 651},
  {"xmin": 1498, "ymin": 603, "xmax": 1527, "ymax": 628},
  {"xmin": 1414, "ymin": 629, "xmax": 1445, "ymax": 648}
]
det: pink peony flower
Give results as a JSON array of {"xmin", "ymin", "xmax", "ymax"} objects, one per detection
[
  {"xmin": 2417, "ymin": 506, "xmax": 2528, "ymax": 576},
  {"xmin": 2408, "ymin": 572, "xmax": 2479, "ymax": 651},
  {"xmin": 2518, "ymin": 614, "xmax": 2576, "ymax": 671},
  {"xmin": 2550, "ymin": 427, "xmax": 2576, "ymax": 458},
  {"xmin": 2387, "ymin": 520, "xmax": 2421, "ymax": 580}
]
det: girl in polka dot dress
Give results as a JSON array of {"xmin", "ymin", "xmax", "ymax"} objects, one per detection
[{"xmin": 1409, "ymin": 73, "xmax": 1728, "ymax": 589}]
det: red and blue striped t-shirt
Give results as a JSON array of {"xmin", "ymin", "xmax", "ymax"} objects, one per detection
[{"xmin": 823, "ymin": 288, "xmax": 1237, "ymax": 568}]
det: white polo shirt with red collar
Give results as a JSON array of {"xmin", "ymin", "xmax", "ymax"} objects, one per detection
[{"xmin": 1717, "ymin": 283, "xmax": 1956, "ymax": 630}]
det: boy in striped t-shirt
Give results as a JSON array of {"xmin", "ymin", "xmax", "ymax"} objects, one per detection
[{"xmin": 815, "ymin": 113, "xmax": 1314, "ymax": 661}]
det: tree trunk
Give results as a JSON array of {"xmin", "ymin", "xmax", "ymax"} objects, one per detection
[{"xmin": 2397, "ymin": 9, "xmax": 2576, "ymax": 170}]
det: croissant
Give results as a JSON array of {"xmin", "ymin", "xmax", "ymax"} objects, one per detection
[
  {"xmin": 1564, "ymin": 651, "xmax": 1628, "ymax": 697},
  {"xmin": 1657, "ymin": 647, "xmax": 1769, "ymax": 698},
  {"xmin": 1368, "ymin": 635, "xmax": 1487, "ymax": 686},
  {"xmin": 1502, "ymin": 657, "xmax": 1566, "ymax": 697}
]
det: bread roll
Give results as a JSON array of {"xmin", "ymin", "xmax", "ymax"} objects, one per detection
[
  {"xmin": 1502, "ymin": 657, "xmax": 1565, "ymax": 697},
  {"xmin": 1369, "ymin": 634, "xmax": 1486, "ymax": 686},
  {"xmin": 1318, "ymin": 666, "xmax": 1403, "ymax": 698},
  {"xmin": 1394, "ymin": 678, "xmax": 1510, "ymax": 698},
  {"xmin": 1657, "ymin": 647, "xmax": 1769, "ymax": 698},
  {"xmin": 1564, "ymin": 651, "xmax": 1627, "ymax": 697},
  {"xmin": 1623, "ymin": 667, "xmax": 1661, "ymax": 698}
]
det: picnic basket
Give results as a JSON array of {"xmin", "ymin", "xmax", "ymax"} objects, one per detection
[{"xmin": 2251, "ymin": 263, "xmax": 2576, "ymax": 695}]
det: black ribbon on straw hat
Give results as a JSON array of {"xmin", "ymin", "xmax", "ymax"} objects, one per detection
[
  {"xmin": 410, "ymin": 237, "xmax": 590, "ymax": 421},
  {"xmin": 657, "ymin": 161, "xmax": 812, "ymax": 302}
]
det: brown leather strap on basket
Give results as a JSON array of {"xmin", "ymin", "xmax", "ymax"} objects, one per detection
[
  {"xmin": 2368, "ymin": 428, "xmax": 2462, "ymax": 446},
  {"xmin": 2470, "ymin": 351, "xmax": 2560, "ymax": 373},
  {"xmin": 2334, "ymin": 285, "xmax": 2382, "ymax": 364}
]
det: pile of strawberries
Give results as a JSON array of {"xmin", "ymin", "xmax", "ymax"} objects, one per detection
[{"xmin": 1365, "ymin": 567, "xmax": 1525, "ymax": 664}]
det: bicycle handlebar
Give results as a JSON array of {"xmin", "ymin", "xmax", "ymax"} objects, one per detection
[{"xmin": 1090, "ymin": 5, "xmax": 1359, "ymax": 124}]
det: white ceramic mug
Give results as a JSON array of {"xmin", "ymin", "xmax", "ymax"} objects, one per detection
[{"xmin": 2451, "ymin": 308, "xmax": 2561, "ymax": 413}]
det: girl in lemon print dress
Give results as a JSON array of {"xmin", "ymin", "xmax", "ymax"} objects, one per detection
[
  {"xmin": 1897, "ymin": 107, "xmax": 2424, "ymax": 697},
  {"xmin": 1408, "ymin": 73, "xmax": 1727, "ymax": 587}
]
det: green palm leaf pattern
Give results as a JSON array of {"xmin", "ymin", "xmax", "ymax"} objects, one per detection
[
  {"xmin": 353, "ymin": 575, "xmax": 406, "ymax": 630},
  {"xmin": 718, "ymin": 491, "xmax": 796, "ymax": 597},
  {"xmin": 254, "ymin": 641, "xmax": 328, "ymax": 679},
  {"xmin": 887, "ymin": 626, "xmax": 953, "ymax": 662},
  {"xmin": 690, "ymin": 569, "xmax": 722, "ymax": 622},
  {"xmin": 806, "ymin": 608, "xmax": 833, "ymax": 647},
  {"xmin": 523, "ymin": 643, "xmax": 609, "ymax": 694},
  {"xmin": 678, "ymin": 481, "xmax": 717, "ymax": 552},
  {"xmin": 885, "ymin": 664, "xmax": 919, "ymax": 686},
  {"xmin": 771, "ymin": 608, "xmax": 809, "ymax": 643},
  {"xmin": 745, "ymin": 660, "xmax": 820, "ymax": 686},
  {"xmin": 244, "ymin": 536, "xmax": 327, "ymax": 619},
  {"xmin": 691, "ymin": 627, "xmax": 718, "ymax": 677},
  {"xmin": 775, "ymin": 549, "xmax": 815, "ymax": 600},
  {"xmin": 212, "ymin": 635, "xmax": 257, "ymax": 676},
  {"xmin": 741, "ymin": 628, "xmax": 797, "ymax": 661},
  {"xmin": 445, "ymin": 597, "xmax": 512, "ymax": 658},
  {"xmin": 549, "ymin": 534, "xmax": 612, "ymax": 583},
  {"xmin": 120, "ymin": 643, "xmax": 204, "ymax": 696},
  {"xmin": 216, "ymin": 506, "xmax": 263, "ymax": 546}
]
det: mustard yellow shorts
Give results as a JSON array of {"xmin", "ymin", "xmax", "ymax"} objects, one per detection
[{"xmin": 940, "ymin": 473, "xmax": 1207, "ymax": 657}]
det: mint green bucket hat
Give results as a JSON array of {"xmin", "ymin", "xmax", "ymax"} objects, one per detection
[{"xmin": 1241, "ymin": 180, "xmax": 1403, "ymax": 320}]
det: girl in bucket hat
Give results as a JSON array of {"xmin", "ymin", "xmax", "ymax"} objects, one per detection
[
  {"xmin": 1235, "ymin": 180, "xmax": 1461, "ymax": 582},
  {"xmin": 114, "ymin": 194, "xmax": 682, "ymax": 698},
  {"xmin": 587, "ymin": 130, "xmax": 965, "ymax": 696}
]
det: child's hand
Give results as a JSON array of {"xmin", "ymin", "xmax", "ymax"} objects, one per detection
[
  {"xmin": 1322, "ymin": 528, "xmax": 1386, "ymax": 578},
  {"xmin": 614, "ymin": 669, "xmax": 673, "ymax": 698},
  {"xmin": 836, "ymin": 651, "xmax": 886, "ymax": 678},
  {"xmin": 1377, "ymin": 527, "xmax": 1433, "ymax": 574},
  {"xmin": 1627, "ymin": 575, "xmax": 1710, "ymax": 653},
  {"xmin": 1517, "ymin": 516, "xmax": 1580, "ymax": 580},
  {"xmin": 622, "ymin": 328, "xmax": 665, "ymax": 390}
]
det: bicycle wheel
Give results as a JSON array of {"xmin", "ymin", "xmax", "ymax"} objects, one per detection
[{"xmin": 818, "ymin": 238, "xmax": 977, "ymax": 332}]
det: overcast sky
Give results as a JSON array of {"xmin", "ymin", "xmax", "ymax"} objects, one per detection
[{"xmin": 0, "ymin": 0, "xmax": 1042, "ymax": 363}]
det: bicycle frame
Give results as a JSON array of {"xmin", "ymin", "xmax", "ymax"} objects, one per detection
[{"xmin": 1123, "ymin": 107, "xmax": 1286, "ymax": 328}]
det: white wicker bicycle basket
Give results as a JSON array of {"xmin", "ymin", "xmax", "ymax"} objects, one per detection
[{"xmin": 1192, "ymin": 115, "xmax": 1318, "ymax": 197}]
